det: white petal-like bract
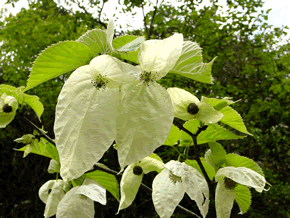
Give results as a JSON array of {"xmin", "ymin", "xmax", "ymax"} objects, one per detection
[
  {"xmin": 152, "ymin": 168, "xmax": 185, "ymax": 218},
  {"xmin": 116, "ymin": 82, "xmax": 174, "ymax": 171},
  {"xmin": 54, "ymin": 65, "xmax": 120, "ymax": 181},
  {"xmin": 138, "ymin": 34, "xmax": 183, "ymax": 80},
  {"xmin": 215, "ymin": 167, "xmax": 266, "ymax": 192},
  {"xmin": 117, "ymin": 163, "xmax": 143, "ymax": 213},
  {"xmin": 56, "ymin": 187, "xmax": 95, "ymax": 218}
]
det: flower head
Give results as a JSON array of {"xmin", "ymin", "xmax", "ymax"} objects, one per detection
[
  {"xmin": 215, "ymin": 166, "xmax": 267, "ymax": 218},
  {"xmin": 167, "ymin": 87, "xmax": 223, "ymax": 124},
  {"xmin": 0, "ymin": 93, "xmax": 18, "ymax": 128}
]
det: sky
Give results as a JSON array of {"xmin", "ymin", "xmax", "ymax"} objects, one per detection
[{"xmin": 1, "ymin": 0, "xmax": 290, "ymax": 43}]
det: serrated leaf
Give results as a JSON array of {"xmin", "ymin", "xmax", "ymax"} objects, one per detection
[
  {"xmin": 180, "ymin": 119, "xmax": 199, "ymax": 144},
  {"xmin": 197, "ymin": 124, "xmax": 246, "ymax": 144},
  {"xmin": 169, "ymin": 41, "xmax": 216, "ymax": 84},
  {"xmin": 185, "ymin": 158, "xmax": 216, "ymax": 180},
  {"xmin": 201, "ymin": 96, "xmax": 238, "ymax": 111},
  {"xmin": 208, "ymin": 141, "xmax": 227, "ymax": 167},
  {"xmin": 234, "ymin": 184, "xmax": 252, "ymax": 214},
  {"xmin": 25, "ymin": 41, "xmax": 96, "ymax": 91},
  {"xmin": 14, "ymin": 138, "xmax": 59, "ymax": 162},
  {"xmin": 112, "ymin": 35, "xmax": 143, "ymax": 64},
  {"xmin": 219, "ymin": 106, "xmax": 253, "ymax": 136},
  {"xmin": 76, "ymin": 29, "xmax": 108, "ymax": 54},
  {"xmin": 23, "ymin": 93, "xmax": 44, "ymax": 121},
  {"xmin": 85, "ymin": 169, "xmax": 120, "ymax": 202},
  {"xmin": 225, "ymin": 153, "xmax": 264, "ymax": 177},
  {"xmin": 116, "ymin": 36, "xmax": 145, "ymax": 52},
  {"xmin": 163, "ymin": 124, "xmax": 181, "ymax": 146}
]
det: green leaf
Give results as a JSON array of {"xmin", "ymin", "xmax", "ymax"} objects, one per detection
[
  {"xmin": 169, "ymin": 41, "xmax": 216, "ymax": 84},
  {"xmin": 163, "ymin": 124, "xmax": 181, "ymax": 146},
  {"xmin": 208, "ymin": 141, "xmax": 227, "ymax": 167},
  {"xmin": 225, "ymin": 153, "xmax": 264, "ymax": 177},
  {"xmin": 85, "ymin": 167, "xmax": 120, "ymax": 202},
  {"xmin": 14, "ymin": 138, "xmax": 59, "ymax": 162},
  {"xmin": 185, "ymin": 158, "xmax": 216, "ymax": 180},
  {"xmin": 23, "ymin": 93, "xmax": 44, "ymax": 121},
  {"xmin": 234, "ymin": 184, "xmax": 252, "ymax": 214},
  {"xmin": 116, "ymin": 36, "xmax": 145, "ymax": 52},
  {"xmin": 76, "ymin": 29, "xmax": 109, "ymax": 54},
  {"xmin": 180, "ymin": 120, "xmax": 246, "ymax": 146},
  {"xmin": 25, "ymin": 41, "xmax": 96, "ymax": 91},
  {"xmin": 113, "ymin": 35, "xmax": 144, "ymax": 64},
  {"xmin": 149, "ymin": 153, "xmax": 163, "ymax": 163},
  {"xmin": 219, "ymin": 106, "xmax": 253, "ymax": 136},
  {"xmin": 201, "ymin": 96, "xmax": 239, "ymax": 111},
  {"xmin": 197, "ymin": 124, "xmax": 246, "ymax": 144}
]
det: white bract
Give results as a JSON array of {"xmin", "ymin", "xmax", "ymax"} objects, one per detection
[
  {"xmin": 215, "ymin": 166, "xmax": 267, "ymax": 218},
  {"xmin": 39, "ymin": 178, "xmax": 106, "ymax": 218},
  {"xmin": 54, "ymin": 55, "xmax": 139, "ymax": 182},
  {"xmin": 116, "ymin": 34, "xmax": 183, "ymax": 171},
  {"xmin": 0, "ymin": 93, "xmax": 18, "ymax": 128},
  {"xmin": 56, "ymin": 177, "xmax": 106, "ymax": 218},
  {"xmin": 152, "ymin": 160, "xmax": 209, "ymax": 218},
  {"xmin": 38, "ymin": 180, "xmax": 66, "ymax": 218},
  {"xmin": 117, "ymin": 156, "xmax": 164, "ymax": 213},
  {"xmin": 167, "ymin": 87, "xmax": 223, "ymax": 124}
]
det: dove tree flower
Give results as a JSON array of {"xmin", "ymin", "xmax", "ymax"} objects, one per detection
[
  {"xmin": 152, "ymin": 160, "xmax": 209, "ymax": 218},
  {"xmin": 215, "ymin": 166, "xmax": 267, "ymax": 218},
  {"xmin": 39, "ymin": 178, "xmax": 106, "ymax": 218},
  {"xmin": 0, "ymin": 93, "xmax": 18, "ymax": 128},
  {"xmin": 116, "ymin": 34, "xmax": 183, "ymax": 171},
  {"xmin": 167, "ymin": 87, "xmax": 223, "ymax": 124},
  {"xmin": 54, "ymin": 54, "xmax": 140, "ymax": 182},
  {"xmin": 117, "ymin": 155, "xmax": 164, "ymax": 213}
]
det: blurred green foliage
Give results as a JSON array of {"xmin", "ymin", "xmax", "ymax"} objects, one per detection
[{"xmin": 1, "ymin": 0, "xmax": 289, "ymax": 217}]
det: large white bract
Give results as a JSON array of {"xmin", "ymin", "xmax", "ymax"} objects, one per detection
[
  {"xmin": 54, "ymin": 55, "xmax": 139, "ymax": 181},
  {"xmin": 152, "ymin": 160, "xmax": 209, "ymax": 218},
  {"xmin": 215, "ymin": 166, "xmax": 267, "ymax": 218},
  {"xmin": 116, "ymin": 34, "xmax": 183, "ymax": 171}
]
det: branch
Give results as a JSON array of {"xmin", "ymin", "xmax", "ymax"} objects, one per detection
[
  {"xmin": 74, "ymin": 0, "xmax": 107, "ymax": 29},
  {"xmin": 173, "ymin": 119, "xmax": 215, "ymax": 198},
  {"xmin": 142, "ymin": 4, "xmax": 149, "ymax": 38},
  {"xmin": 17, "ymin": 112, "xmax": 55, "ymax": 146},
  {"xmin": 148, "ymin": 0, "xmax": 159, "ymax": 39}
]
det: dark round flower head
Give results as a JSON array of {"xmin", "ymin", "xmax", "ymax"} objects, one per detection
[
  {"xmin": 133, "ymin": 166, "xmax": 143, "ymax": 175},
  {"xmin": 3, "ymin": 104, "xmax": 13, "ymax": 113},
  {"xmin": 224, "ymin": 177, "xmax": 237, "ymax": 190},
  {"xmin": 187, "ymin": 103, "xmax": 199, "ymax": 115}
]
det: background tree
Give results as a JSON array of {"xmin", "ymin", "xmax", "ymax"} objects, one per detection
[{"xmin": 1, "ymin": 0, "xmax": 289, "ymax": 217}]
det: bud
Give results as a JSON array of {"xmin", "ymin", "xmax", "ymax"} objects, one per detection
[
  {"xmin": 187, "ymin": 103, "xmax": 199, "ymax": 115},
  {"xmin": 3, "ymin": 104, "xmax": 12, "ymax": 113},
  {"xmin": 133, "ymin": 166, "xmax": 143, "ymax": 175},
  {"xmin": 224, "ymin": 177, "xmax": 237, "ymax": 190}
]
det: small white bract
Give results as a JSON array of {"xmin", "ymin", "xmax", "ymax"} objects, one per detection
[
  {"xmin": 0, "ymin": 93, "xmax": 18, "ymax": 128},
  {"xmin": 167, "ymin": 87, "xmax": 223, "ymax": 124}
]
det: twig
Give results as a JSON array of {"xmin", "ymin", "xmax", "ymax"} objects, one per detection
[{"xmin": 172, "ymin": 119, "xmax": 215, "ymax": 198}]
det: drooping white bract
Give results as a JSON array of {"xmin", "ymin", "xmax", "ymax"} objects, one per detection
[
  {"xmin": 152, "ymin": 160, "xmax": 209, "ymax": 218},
  {"xmin": 0, "ymin": 93, "xmax": 18, "ymax": 128},
  {"xmin": 116, "ymin": 34, "xmax": 183, "ymax": 171},
  {"xmin": 38, "ymin": 180, "xmax": 66, "ymax": 218},
  {"xmin": 167, "ymin": 87, "xmax": 223, "ymax": 124},
  {"xmin": 54, "ymin": 55, "xmax": 139, "ymax": 182},
  {"xmin": 117, "ymin": 156, "xmax": 164, "ymax": 213},
  {"xmin": 56, "ymin": 177, "xmax": 106, "ymax": 218},
  {"xmin": 215, "ymin": 166, "xmax": 267, "ymax": 218}
]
